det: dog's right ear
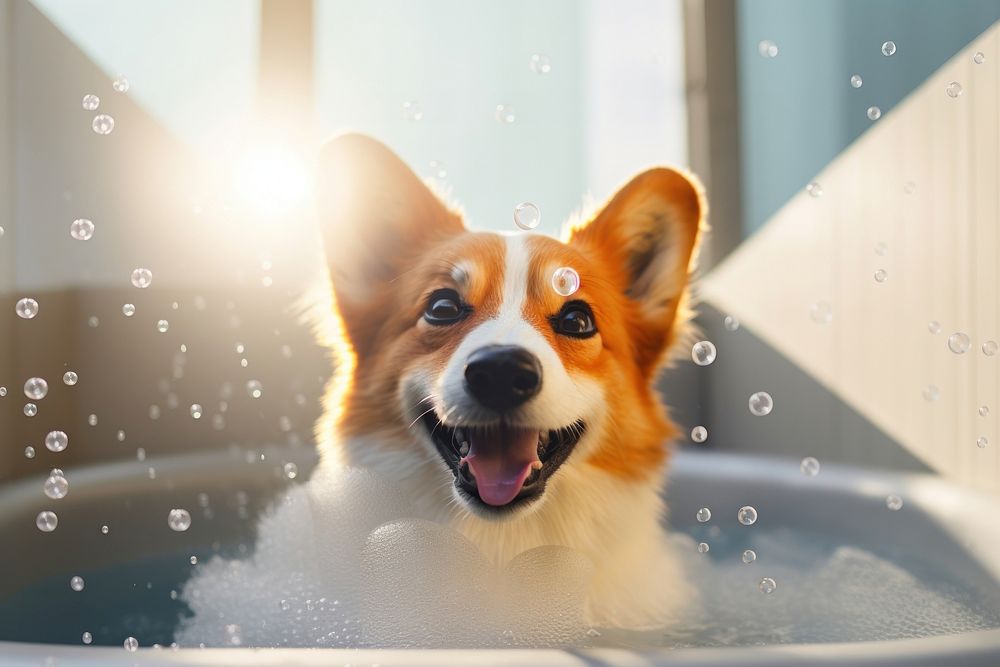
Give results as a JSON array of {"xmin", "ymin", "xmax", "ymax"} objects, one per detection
[{"xmin": 316, "ymin": 134, "xmax": 464, "ymax": 355}]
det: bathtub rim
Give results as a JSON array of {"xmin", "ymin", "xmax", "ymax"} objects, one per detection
[{"xmin": 3, "ymin": 628, "xmax": 1000, "ymax": 667}]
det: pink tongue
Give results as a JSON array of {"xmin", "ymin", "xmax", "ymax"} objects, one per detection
[{"xmin": 462, "ymin": 426, "xmax": 540, "ymax": 506}]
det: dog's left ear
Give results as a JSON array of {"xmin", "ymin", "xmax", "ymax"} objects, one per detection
[{"xmin": 566, "ymin": 167, "xmax": 705, "ymax": 372}]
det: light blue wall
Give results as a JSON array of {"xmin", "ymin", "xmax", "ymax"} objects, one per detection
[
  {"xmin": 314, "ymin": 0, "xmax": 586, "ymax": 236},
  {"xmin": 29, "ymin": 0, "xmax": 260, "ymax": 149},
  {"xmin": 738, "ymin": 0, "xmax": 1000, "ymax": 236}
]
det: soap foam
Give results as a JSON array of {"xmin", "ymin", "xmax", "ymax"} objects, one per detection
[
  {"xmin": 176, "ymin": 467, "xmax": 593, "ymax": 648},
  {"xmin": 177, "ymin": 470, "xmax": 1000, "ymax": 648}
]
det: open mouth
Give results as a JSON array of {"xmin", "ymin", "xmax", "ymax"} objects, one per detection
[{"xmin": 422, "ymin": 412, "xmax": 585, "ymax": 513}]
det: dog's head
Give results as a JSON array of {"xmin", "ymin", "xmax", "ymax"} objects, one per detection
[{"xmin": 318, "ymin": 134, "xmax": 704, "ymax": 519}]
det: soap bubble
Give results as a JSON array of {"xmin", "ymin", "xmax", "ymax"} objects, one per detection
[
  {"xmin": 696, "ymin": 507, "xmax": 712, "ymax": 523},
  {"xmin": 928, "ymin": 321, "xmax": 941, "ymax": 334},
  {"xmin": 697, "ymin": 542, "xmax": 710, "ymax": 554},
  {"xmin": 45, "ymin": 430, "xmax": 68, "ymax": 452},
  {"xmin": 946, "ymin": 82, "xmax": 963, "ymax": 99},
  {"xmin": 156, "ymin": 319, "xmax": 169, "ymax": 333},
  {"xmin": 850, "ymin": 74, "xmax": 863, "ymax": 88},
  {"xmin": 101, "ymin": 525, "xmax": 109, "ymax": 535},
  {"xmin": 36, "ymin": 511, "xmax": 58, "ymax": 532},
  {"xmin": 748, "ymin": 391, "xmax": 773, "ymax": 416},
  {"xmin": 69, "ymin": 218, "xmax": 95, "ymax": 241},
  {"xmin": 974, "ymin": 51, "xmax": 986, "ymax": 64},
  {"xmin": 247, "ymin": 380, "xmax": 263, "ymax": 399},
  {"xmin": 513, "ymin": 202, "xmax": 541, "ymax": 230},
  {"xmin": 867, "ymin": 106, "xmax": 882, "ymax": 121},
  {"xmin": 948, "ymin": 332, "xmax": 971, "ymax": 354},
  {"xmin": 759, "ymin": 577, "xmax": 777, "ymax": 594},
  {"xmin": 742, "ymin": 549, "xmax": 757, "ymax": 564},
  {"xmin": 494, "ymin": 104, "xmax": 516, "ymax": 124},
  {"xmin": 24, "ymin": 403, "xmax": 37, "ymax": 416},
  {"xmin": 979, "ymin": 405, "xmax": 990, "ymax": 417},
  {"xmin": 691, "ymin": 425, "xmax": 708, "ymax": 443},
  {"xmin": 874, "ymin": 241, "xmax": 888, "ymax": 256},
  {"xmin": 738, "ymin": 506, "xmax": 759, "ymax": 526},
  {"xmin": 723, "ymin": 315, "xmax": 740, "ymax": 331},
  {"xmin": 806, "ymin": 182, "xmax": 823, "ymax": 198},
  {"xmin": 123, "ymin": 636, "xmax": 138, "ymax": 652},
  {"xmin": 0, "ymin": 386, "xmax": 6, "ymax": 396},
  {"xmin": 168, "ymin": 508, "xmax": 192, "ymax": 532},
  {"xmin": 881, "ymin": 40, "xmax": 896, "ymax": 56},
  {"xmin": 112, "ymin": 75, "xmax": 130, "ymax": 93},
  {"xmin": 117, "ymin": 429, "xmax": 125, "ymax": 442},
  {"xmin": 190, "ymin": 404, "xmax": 203, "ymax": 419},
  {"xmin": 15, "ymin": 297, "xmax": 39, "ymax": 319},
  {"xmin": 982, "ymin": 340, "xmax": 998, "ymax": 356},
  {"xmin": 886, "ymin": 495, "xmax": 903, "ymax": 511},
  {"xmin": 63, "ymin": 371, "xmax": 78, "ymax": 386},
  {"xmin": 800, "ymin": 457, "xmax": 820, "ymax": 476},
  {"xmin": 283, "ymin": 462, "xmax": 298, "ymax": 479},
  {"xmin": 88, "ymin": 414, "xmax": 97, "ymax": 426},
  {"xmin": 225, "ymin": 624, "xmax": 242, "ymax": 646},
  {"xmin": 529, "ymin": 54, "xmax": 551, "ymax": 74},
  {"xmin": 122, "ymin": 303, "xmax": 136, "ymax": 317},
  {"xmin": 130, "ymin": 267, "xmax": 153, "ymax": 288},
  {"xmin": 81, "ymin": 94, "xmax": 99, "ymax": 110},
  {"xmin": 190, "ymin": 556, "xmax": 198, "ymax": 565},
  {"xmin": 401, "ymin": 100, "xmax": 423, "ymax": 121},
  {"xmin": 757, "ymin": 40, "xmax": 778, "ymax": 58},
  {"xmin": 809, "ymin": 301, "xmax": 833, "ymax": 324},
  {"xmin": 873, "ymin": 269, "xmax": 888, "ymax": 283},
  {"xmin": 691, "ymin": 340, "xmax": 717, "ymax": 366},
  {"xmin": 427, "ymin": 159, "xmax": 447, "ymax": 179},
  {"xmin": 551, "ymin": 267, "xmax": 580, "ymax": 297},
  {"xmin": 82, "ymin": 631, "xmax": 93, "ymax": 644},
  {"xmin": 44, "ymin": 471, "xmax": 69, "ymax": 499},
  {"xmin": 922, "ymin": 385, "xmax": 940, "ymax": 402},
  {"xmin": 70, "ymin": 575, "xmax": 85, "ymax": 591},
  {"xmin": 977, "ymin": 436, "xmax": 989, "ymax": 449},
  {"xmin": 24, "ymin": 446, "xmax": 34, "ymax": 459},
  {"xmin": 88, "ymin": 315, "xmax": 99, "ymax": 328},
  {"xmin": 92, "ymin": 114, "xmax": 115, "ymax": 135},
  {"xmin": 24, "ymin": 377, "xmax": 48, "ymax": 400}
]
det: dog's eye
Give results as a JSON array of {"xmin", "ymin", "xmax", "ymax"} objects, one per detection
[
  {"xmin": 552, "ymin": 302, "xmax": 597, "ymax": 338},
  {"xmin": 424, "ymin": 288, "xmax": 469, "ymax": 325}
]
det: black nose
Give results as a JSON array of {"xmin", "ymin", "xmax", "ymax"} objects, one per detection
[{"xmin": 464, "ymin": 345, "xmax": 542, "ymax": 412}]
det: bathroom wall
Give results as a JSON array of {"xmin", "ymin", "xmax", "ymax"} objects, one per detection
[
  {"xmin": 703, "ymin": 22, "xmax": 1000, "ymax": 493},
  {"xmin": 0, "ymin": 2, "xmax": 328, "ymax": 481},
  {"xmin": 0, "ymin": 2, "xmax": 15, "ymax": 479},
  {"xmin": 737, "ymin": 0, "xmax": 1000, "ymax": 237}
]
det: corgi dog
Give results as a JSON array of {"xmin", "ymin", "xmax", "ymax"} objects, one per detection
[{"xmin": 314, "ymin": 133, "xmax": 705, "ymax": 629}]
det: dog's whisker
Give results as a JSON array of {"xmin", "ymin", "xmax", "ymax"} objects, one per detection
[{"xmin": 407, "ymin": 406, "xmax": 438, "ymax": 430}]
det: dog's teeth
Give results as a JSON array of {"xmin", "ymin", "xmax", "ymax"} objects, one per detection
[
  {"xmin": 531, "ymin": 461, "xmax": 543, "ymax": 471},
  {"xmin": 459, "ymin": 442, "xmax": 469, "ymax": 456}
]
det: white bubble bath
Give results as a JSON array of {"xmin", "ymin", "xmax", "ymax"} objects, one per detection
[{"xmin": 0, "ymin": 449, "xmax": 998, "ymax": 665}]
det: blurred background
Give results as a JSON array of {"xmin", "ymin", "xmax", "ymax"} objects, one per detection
[{"xmin": 2, "ymin": 0, "xmax": 1000, "ymax": 491}]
